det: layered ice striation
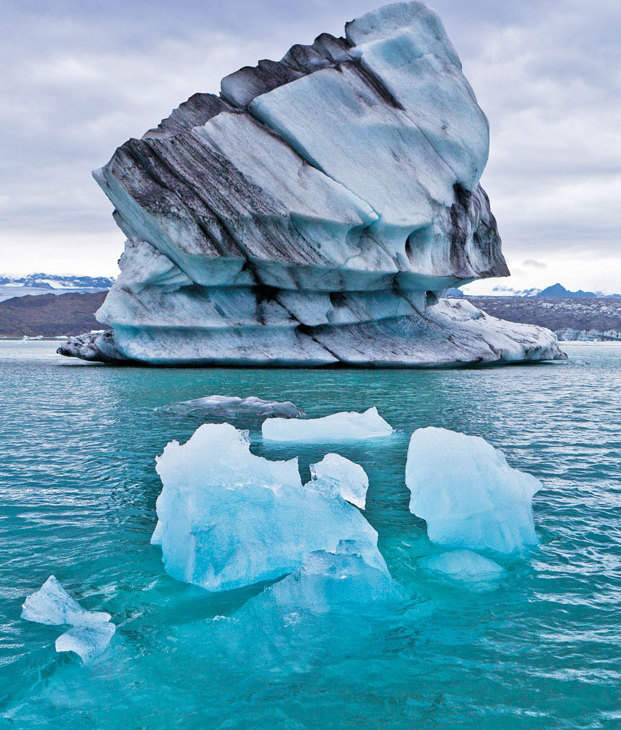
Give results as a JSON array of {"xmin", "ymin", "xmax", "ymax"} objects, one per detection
[
  {"xmin": 21, "ymin": 576, "xmax": 115, "ymax": 662},
  {"xmin": 263, "ymin": 407, "xmax": 393, "ymax": 442},
  {"xmin": 58, "ymin": 2, "xmax": 564, "ymax": 366},
  {"xmin": 151, "ymin": 423, "xmax": 386, "ymax": 592},
  {"xmin": 156, "ymin": 394, "xmax": 304, "ymax": 426},
  {"xmin": 406, "ymin": 427, "xmax": 542, "ymax": 553}
]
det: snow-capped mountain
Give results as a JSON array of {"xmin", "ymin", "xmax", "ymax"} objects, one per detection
[{"xmin": 0, "ymin": 273, "xmax": 114, "ymax": 290}]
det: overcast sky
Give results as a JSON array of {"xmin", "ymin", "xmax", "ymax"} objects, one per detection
[{"xmin": 1, "ymin": 0, "xmax": 619, "ymax": 292}]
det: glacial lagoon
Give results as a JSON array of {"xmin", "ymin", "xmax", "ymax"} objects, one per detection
[{"xmin": 1, "ymin": 341, "xmax": 619, "ymax": 728}]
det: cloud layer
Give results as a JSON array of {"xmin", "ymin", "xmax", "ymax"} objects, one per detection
[{"xmin": 1, "ymin": 0, "xmax": 619, "ymax": 291}]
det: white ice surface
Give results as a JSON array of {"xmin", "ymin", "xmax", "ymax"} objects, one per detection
[
  {"xmin": 423, "ymin": 549, "xmax": 505, "ymax": 583},
  {"xmin": 55, "ymin": 623, "xmax": 116, "ymax": 663},
  {"xmin": 152, "ymin": 423, "xmax": 386, "ymax": 592},
  {"xmin": 310, "ymin": 453, "xmax": 369, "ymax": 509},
  {"xmin": 22, "ymin": 576, "xmax": 115, "ymax": 662},
  {"xmin": 21, "ymin": 576, "xmax": 111, "ymax": 627},
  {"xmin": 262, "ymin": 407, "xmax": 393, "ymax": 442},
  {"xmin": 406, "ymin": 427, "xmax": 541, "ymax": 553}
]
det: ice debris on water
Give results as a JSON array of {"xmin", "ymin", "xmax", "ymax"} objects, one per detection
[
  {"xmin": 310, "ymin": 453, "xmax": 369, "ymax": 509},
  {"xmin": 423, "ymin": 550, "xmax": 505, "ymax": 584},
  {"xmin": 21, "ymin": 575, "xmax": 111, "ymax": 626},
  {"xmin": 406, "ymin": 427, "xmax": 542, "ymax": 553},
  {"xmin": 156, "ymin": 394, "xmax": 304, "ymax": 426},
  {"xmin": 152, "ymin": 423, "xmax": 386, "ymax": 592},
  {"xmin": 262, "ymin": 407, "xmax": 393, "ymax": 442},
  {"xmin": 55, "ymin": 622, "xmax": 117, "ymax": 663},
  {"xmin": 21, "ymin": 576, "xmax": 115, "ymax": 662}
]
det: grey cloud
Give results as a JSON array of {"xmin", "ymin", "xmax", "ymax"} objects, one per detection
[
  {"xmin": 0, "ymin": 0, "xmax": 619, "ymax": 283},
  {"xmin": 523, "ymin": 260, "xmax": 547, "ymax": 269}
]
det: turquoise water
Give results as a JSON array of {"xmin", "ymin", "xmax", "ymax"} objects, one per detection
[{"xmin": 0, "ymin": 341, "xmax": 619, "ymax": 729}]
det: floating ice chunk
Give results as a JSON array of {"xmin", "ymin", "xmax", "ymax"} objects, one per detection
[
  {"xmin": 152, "ymin": 423, "xmax": 386, "ymax": 592},
  {"xmin": 22, "ymin": 576, "xmax": 115, "ymax": 662},
  {"xmin": 156, "ymin": 394, "xmax": 304, "ymax": 426},
  {"xmin": 423, "ymin": 550, "xmax": 505, "ymax": 583},
  {"xmin": 406, "ymin": 427, "xmax": 542, "ymax": 553},
  {"xmin": 55, "ymin": 622, "xmax": 116, "ymax": 663},
  {"xmin": 310, "ymin": 453, "xmax": 369, "ymax": 509},
  {"xmin": 21, "ymin": 576, "xmax": 111, "ymax": 627},
  {"xmin": 262, "ymin": 407, "xmax": 393, "ymax": 442}
]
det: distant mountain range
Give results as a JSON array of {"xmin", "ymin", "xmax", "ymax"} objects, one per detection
[
  {"xmin": 0, "ymin": 273, "xmax": 114, "ymax": 290},
  {"xmin": 0, "ymin": 273, "xmax": 114, "ymax": 303},
  {"xmin": 452, "ymin": 283, "xmax": 621, "ymax": 298}
]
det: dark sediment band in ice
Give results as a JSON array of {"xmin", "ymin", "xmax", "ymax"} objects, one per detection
[{"xmin": 59, "ymin": 2, "xmax": 565, "ymax": 366}]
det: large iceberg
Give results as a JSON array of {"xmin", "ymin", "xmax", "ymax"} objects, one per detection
[
  {"xmin": 406, "ymin": 427, "xmax": 542, "ymax": 553},
  {"xmin": 21, "ymin": 576, "xmax": 115, "ymax": 662},
  {"xmin": 262, "ymin": 407, "xmax": 393, "ymax": 442},
  {"xmin": 152, "ymin": 423, "xmax": 386, "ymax": 592},
  {"xmin": 58, "ymin": 2, "xmax": 564, "ymax": 367}
]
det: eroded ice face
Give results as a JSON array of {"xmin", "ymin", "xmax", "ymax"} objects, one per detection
[{"xmin": 406, "ymin": 427, "xmax": 542, "ymax": 553}]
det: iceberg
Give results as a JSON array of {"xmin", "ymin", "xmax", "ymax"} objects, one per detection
[
  {"xmin": 310, "ymin": 453, "xmax": 369, "ymax": 509},
  {"xmin": 406, "ymin": 427, "xmax": 542, "ymax": 553},
  {"xmin": 156, "ymin": 394, "xmax": 304, "ymax": 425},
  {"xmin": 423, "ymin": 549, "xmax": 505, "ymax": 583},
  {"xmin": 21, "ymin": 576, "xmax": 115, "ymax": 662},
  {"xmin": 152, "ymin": 423, "xmax": 386, "ymax": 592},
  {"xmin": 21, "ymin": 575, "xmax": 111, "ymax": 627},
  {"xmin": 58, "ymin": 2, "xmax": 565, "ymax": 367},
  {"xmin": 55, "ymin": 623, "xmax": 117, "ymax": 663},
  {"xmin": 262, "ymin": 407, "xmax": 393, "ymax": 442}
]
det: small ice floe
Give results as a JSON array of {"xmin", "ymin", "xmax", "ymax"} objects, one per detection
[
  {"xmin": 310, "ymin": 453, "xmax": 369, "ymax": 509},
  {"xmin": 22, "ymin": 576, "xmax": 115, "ymax": 662},
  {"xmin": 406, "ymin": 427, "xmax": 541, "ymax": 553},
  {"xmin": 152, "ymin": 423, "xmax": 386, "ymax": 592},
  {"xmin": 21, "ymin": 575, "xmax": 111, "ymax": 626},
  {"xmin": 55, "ymin": 623, "xmax": 117, "ymax": 663},
  {"xmin": 156, "ymin": 394, "xmax": 304, "ymax": 426},
  {"xmin": 262, "ymin": 407, "xmax": 393, "ymax": 442},
  {"xmin": 423, "ymin": 549, "xmax": 505, "ymax": 585}
]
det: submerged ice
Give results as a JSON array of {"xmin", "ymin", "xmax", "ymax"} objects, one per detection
[
  {"xmin": 406, "ymin": 427, "xmax": 542, "ymax": 553},
  {"xmin": 238, "ymin": 544, "xmax": 404, "ymax": 621},
  {"xmin": 423, "ymin": 550, "xmax": 505, "ymax": 584},
  {"xmin": 157, "ymin": 394, "xmax": 304, "ymax": 426},
  {"xmin": 21, "ymin": 576, "xmax": 115, "ymax": 662},
  {"xmin": 262, "ymin": 407, "xmax": 393, "ymax": 442},
  {"xmin": 152, "ymin": 423, "xmax": 386, "ymax": 592}
]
